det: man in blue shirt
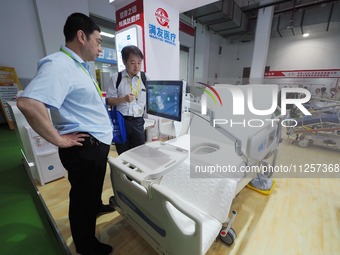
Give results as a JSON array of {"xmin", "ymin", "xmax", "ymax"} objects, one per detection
[{"xmin": 17, "ymin": 13, "xmax": 113, "ymax": 255}]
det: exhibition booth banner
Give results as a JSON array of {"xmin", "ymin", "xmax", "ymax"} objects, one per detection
[
  {"xmin": 264, "ymin": 69, "xmax": 340, "ymax": 99},
  {"xmin": 115, "ymin": 0, "xmax": 180, "ymax": 79},
  {"xmin": 0, "ymin": 66, "xmax": 22, "ymax": 129}
]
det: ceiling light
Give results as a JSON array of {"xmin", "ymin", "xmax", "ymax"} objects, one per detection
[
  {"xmin": 303, "ymin": 33, "xmax": 309, "ymax": 38},
  {"xmin": 100, "ymin": 31, "xmax": 115, "ymax": 38}
]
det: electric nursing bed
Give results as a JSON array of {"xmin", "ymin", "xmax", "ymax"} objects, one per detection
[
  {"xmin": 286, "ymin": 100, "xmax": 340, "ymax": 149},
  {"xmin": 108, "ymin": 84, "xmax": 282, "ymax": 255},
  {"xmin": 287, "ymin": 97, "xmax": 340, "ymax": 134},
  {"xmin": 294, "ymin": 113, "xmax": 340, "ymax": 126}
]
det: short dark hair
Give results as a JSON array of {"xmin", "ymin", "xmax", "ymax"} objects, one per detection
[
  {"xmin": 121, "ymin": 45, "xmax": 144, "ymax": 62},
  {"xmin": 63, "ymin": 13, "xmax": 100, "ymax": 42}
]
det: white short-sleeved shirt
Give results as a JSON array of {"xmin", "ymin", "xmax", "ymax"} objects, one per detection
[
  {"xmin": 20, "ymin": 46, "xmax": 113, "ymax": 145},
  {"xmin": 106, "ymin": 70, "xmax": 150, "ymax": 116}
]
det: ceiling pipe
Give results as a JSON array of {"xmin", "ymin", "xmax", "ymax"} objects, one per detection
[
  {"xmin": 242, "ymin": 0, "xmax": 337, "ymax": 16},
  {"xmin": 242, "ymin": 0, "xmax": 292, "ymax": 13},
  {"xmin": 276, "ymin": 14, "xmax": 283, "ymax": 37},
  {"xmin": 326, "ymin": 3, "xmax": 335, "ymax": 31},
  {"xmin": 288, "ymin": 0, "xmax": 296, "ymax": 36},
  {"xmin": 300, "ymin": 8, "xmax": 305, "ymax": 35}
]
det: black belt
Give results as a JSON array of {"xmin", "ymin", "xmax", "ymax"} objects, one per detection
[{"xmin": 81, "ymin": 133, "xmax": 102, "ymax": 146}]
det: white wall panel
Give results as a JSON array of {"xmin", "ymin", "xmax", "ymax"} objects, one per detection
[
  {"xmin": 0, "ymin": 0, "xmax": 44, "ymax": 79},
  {"xmin": 35, "ymin": 0, "xmax": 89, "ymax": 55}
]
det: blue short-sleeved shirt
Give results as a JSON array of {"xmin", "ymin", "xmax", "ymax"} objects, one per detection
[{"xmin": 21, "ymin": 46, "xmax": 113, "ymax": 145}]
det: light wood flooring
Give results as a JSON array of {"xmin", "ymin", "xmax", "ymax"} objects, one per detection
[{"xmin": 37, "ymin": 135, "xmax": 340, "ymax": 255}]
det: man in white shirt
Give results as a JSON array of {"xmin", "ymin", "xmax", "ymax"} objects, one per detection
[{"xmin": 106, "ymin": 45, "xmax": 150, "ymax": 155}]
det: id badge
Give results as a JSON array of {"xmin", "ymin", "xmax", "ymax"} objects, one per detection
[{"xmin": 132, "ymin": 101, "xmax": 144, "ymax": 117}]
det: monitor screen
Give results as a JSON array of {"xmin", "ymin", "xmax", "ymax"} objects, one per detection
[{"xmin": 146, "ymin": 80, "xmax": 183, "ymax": 121}]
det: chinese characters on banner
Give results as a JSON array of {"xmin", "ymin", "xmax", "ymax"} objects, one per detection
[
  {"xmin": 115, "ymin": 0, "xmax": 179, "ymax": 79},
  {"xmin": 148, "ymin": 23, "xmax": 176, "ymax": 46},
  {"xmin": 118, "ymin": 7, "xmax": 141, "ymax": 28},
  {"xmin": 116, "ymin": 1, "xmax": 177, "ymax": 46},
  {"xmin": 116, "ymin": 0, "xmax": 144, "ymax": 31},
  {"xmin": 265, "ymin": 70, "xmax": 340, "ymax": 78},
  {"xmin": 148, "ymin": 8, "xmax": 176, "ymax": 46},
  {"xmin": 264, "ymin": 69, "xmax": 340, "ymax": 99}
]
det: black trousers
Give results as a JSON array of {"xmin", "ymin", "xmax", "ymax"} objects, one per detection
[
  {"xmin": 59, "ymin": 135, "xmax": 110, "ymax": 251},
  {"xmin": 115, "ymin": 116, "xmax": 145, "ymax": 155}
]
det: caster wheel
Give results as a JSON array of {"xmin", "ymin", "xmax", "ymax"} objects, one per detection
[
  {"xmin": 220, "ymin": 227, "xmax": 236, "ymax": 245},
  {"xmin": 298, "ymin": 139, "xmax": 310, "ymax": 148},
  {"xmin": 109, "ymin": 196, "xmax": 117, "ymax": 208}
]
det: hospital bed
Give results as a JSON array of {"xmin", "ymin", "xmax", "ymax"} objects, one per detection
[
  {"xmin": 286, "ymin": 112, "xmax": 340, "ymax": 134},
  {"xmin": 287, "ymin": 110, "xmax": 340, "ymax": 149},
  {"xmin": 108, "ymin": 84, "xmax": 282, "ymax": 255},
  {"xmin": 286, "ymin": 97, "xmax": 340, "ymax": 149},
  {"xmin": 289, "ymin": 96, "xmax": 340, "ymax": 118}
]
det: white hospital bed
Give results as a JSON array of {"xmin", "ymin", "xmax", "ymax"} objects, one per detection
[
  {"xmin": 108, "ymin": 84, "xmax": 282, "ymax": 254},
  {"xmin": 108, "ymin": 139, "xmax": 241, "ymax": 255}
]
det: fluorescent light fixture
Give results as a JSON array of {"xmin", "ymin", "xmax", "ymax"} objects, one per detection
[
  {"xmin": 100, "ymin": 31, "xmax": 115, "ymax": 38},
  {"xmin": 303, "ymin": 33, "xmax": 310, "ymax": 38}
]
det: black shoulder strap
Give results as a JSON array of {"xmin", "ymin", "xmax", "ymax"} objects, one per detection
[
  {"xmin": 140, "ymin": 71, "xmax": 147, "ymax": 86},
  {"xmin": 116, "ymin": 71, "xmax": 122, "ymax": 89},
  {"xmin": 116, "ymin": 71, "xmax": 146, "ymax": 89}
]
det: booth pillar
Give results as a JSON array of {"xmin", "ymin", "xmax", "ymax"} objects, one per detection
[
  {"xmin": 113, "ymin": 0, "xmax": 179, "ymax": 79},
  {"xmin": 111, "ymin": 0, "xmax": 219, "ymax": 140},
  {"xmin": 249, "ymin": 6, "xmax": 274, "ymax": 84},
  {"xmin": 111, "ymin": 0, "xmax": 218, "ymax": 80}
]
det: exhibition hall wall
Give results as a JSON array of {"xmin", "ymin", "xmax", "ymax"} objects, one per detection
[
  {"xmin": 0, "ymin": 0, "xmax": 115, "ymax": 81},
  {"xmin": 203, "ymin": 24, "xmax": 340, "ymax": 85}
]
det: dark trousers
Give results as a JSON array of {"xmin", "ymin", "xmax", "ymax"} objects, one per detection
[
  {"xmin": 115, "ymin": 117, "xmax": 145, "ymax": 155},
  {"xmin": 59, "ymin": 135, "xmax": 110, "ymax": 251}
]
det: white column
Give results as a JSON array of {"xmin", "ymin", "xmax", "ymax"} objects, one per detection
[
  {"xmin": 249, "ymin": 6, "xmax": 274, "ymax": 84},
  {"xmin": 194, "ymin": 23, "xmax": 211, "ymax": 84},
  {"xmin": 143, "ymin": 0, "xmax": 180, "ymax": 79}
]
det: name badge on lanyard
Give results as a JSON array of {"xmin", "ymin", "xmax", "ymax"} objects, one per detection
[
  {"xmin": 128, "ymin": 76, "xmax": 144, "ymax": 117},
  {"xmin": 132, "ymin": 101, "xmax": 144, "ymax": 117}
]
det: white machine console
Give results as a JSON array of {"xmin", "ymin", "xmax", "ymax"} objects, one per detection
[{"xmin": 116, "ymin": 141, "xmax": 188, "ymax": 183}]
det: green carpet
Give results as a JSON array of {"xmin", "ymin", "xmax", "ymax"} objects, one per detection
[{"xmin": 0, "ymin": 124, "xmax": 69, "ymax": 255}]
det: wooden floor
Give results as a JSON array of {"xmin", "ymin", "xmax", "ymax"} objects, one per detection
[{"xmin": 37, "ymin": 136, "xmax": 340, "ymax": 255}]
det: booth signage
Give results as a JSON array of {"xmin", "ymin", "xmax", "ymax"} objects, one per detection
[
  {"xmin": 115, "ymin": 0, "xmax": 146, "ymax": 72},
  {"xmin": 148, "ymin": 7, "xmax": 177, "ymax": 46},
  {"xmin": 0, "ymin": 66, "xmax": 22, "ymax": 129},
  {"xmin": 116, "ymin": 0, "xmax": 144, "ymax": 31},
  {"xmin": 265, "ymin": 69, "xmax": 340, "ymax": 78},
  {"xmin": 96, "ymin": 47, "xmax": 117, "ymax": 64},
  {"xmin": 264, "ymin": 69, "xmax": 340, "ymax": 99},
  {"xmin": 155, "ymin": 8, "xmax": 170, "ymax": 27}
]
